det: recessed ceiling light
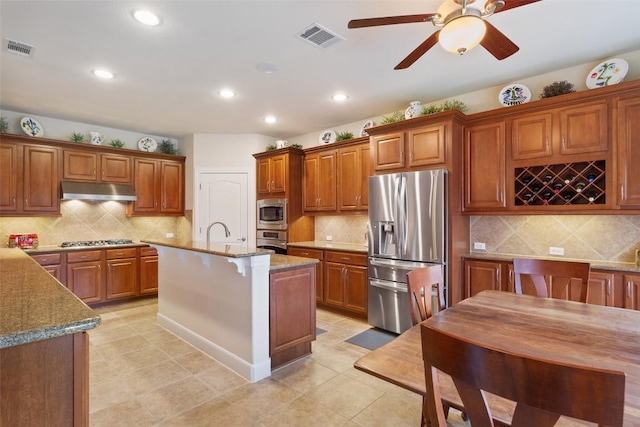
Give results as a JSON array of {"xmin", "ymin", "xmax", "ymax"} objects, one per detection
[
  {"xmin": 264, "ymin": 115, "xmax": 277, "ymax": 124},
  {"xmin": 92, "ymin": 69, "xmax": 114, "ymax": 79},
  {"xmin": 256, "ymin": 63, "xmax": 278, "ymax": 74},
  {"xmin": 332, "ymin": 93, "xmax": 348, "ymax": 102},
  {"xmin": 218, "ymin": 89, "xmax": 236, "ymax": 99},
  {"xmin": 133, "ymin": 10, "xmax": 160, "ymax": 26}
]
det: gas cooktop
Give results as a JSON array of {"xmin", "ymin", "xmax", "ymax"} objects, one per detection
[{"xmin": 60, "ymin": 239, "xmax": 135, "ymax": 248}]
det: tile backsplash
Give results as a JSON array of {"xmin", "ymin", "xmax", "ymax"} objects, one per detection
[
  {"xmin": 315, "ymin": 215, "xmax": 368, "ymax": 244},
  {"xmin": 0, "ymin": 200, "xmax": 188, "ymax": 247},
  {"xmin": 470, "ymin": 215, "xmax": 640, "ymax": 263}
]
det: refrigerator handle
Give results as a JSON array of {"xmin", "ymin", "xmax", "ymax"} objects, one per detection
[{"xmin": 397, "ymin": 175, "xmax": 407, "ymax": 256}]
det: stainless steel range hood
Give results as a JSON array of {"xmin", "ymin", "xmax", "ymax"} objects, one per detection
[{"xmin": 61, "ymin": 181, "xmax": 137, "ymax": 201}]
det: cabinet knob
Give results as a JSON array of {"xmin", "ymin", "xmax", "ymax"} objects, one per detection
[
  {"xmin": 24, "ymin": 197, "xmax": 27, "ymax": 206},
  {"xmin": 12, "ymin": 197, "xmax": 15, "ymax": 206}
]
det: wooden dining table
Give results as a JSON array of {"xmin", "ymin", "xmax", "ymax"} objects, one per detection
[{"xmin": 354, "ymin": 290, "xmax": 640, "ymax": 426}]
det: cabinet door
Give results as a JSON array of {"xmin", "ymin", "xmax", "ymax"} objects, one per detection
[
  {"xmin": 303, "ymin": 154, "xmax": 320, "ymax": 211},
  {"xmin": 317, "ymin": 151, "xmax": 337, "ymax": 211},
  {"xmin": 344, "ymin": 265, "xmax": 368, "ymax": 314},
  {"xmin": 160, "ymin": 160, "xmax": 184, "ymax": 214},
  {"xmin": 0, "ymin": 142, "xmax": 19, "ymax": 213},
  {"xmin": 63, "ymin": 150, "xmax": 98, "ymax": 181},
  {"xmin": 101, "ymin": 154, "xmax": 132, "ymax": 183},
  {"xmin": 23, "ymin": 145, "xmax": 59, "ymax": 213},
  {"xmin": 324, "ymin": 262, "xmax": 346, "ymax": 307},
  {"xmin": 359, "ymin": 144, "xmax": 370, "ymax": 209},
  {"xmin": 511, "ymin": 112, "xmax": 552, "ymax": 160},
  {"xmin": 586, "ymin": 271, "xmax": 616, "ymax": 307},
  {"xmin": 559, "ymin": 100, "xmax": 608, "ymax": 155},
  {"xmin": 269, "ymin": 154, "xmax": 287, "ymax": 194},
  {"xmin": 464, "ymin": 259, "xmax": 502, "ymax": 298},
  {"xmin": 31, "ymin": 253, "xmax": 65, "ymax": 283},
  {"xmin": 407, "ymin": 123, "xmax": 446, "ymax": 167},
  {"xmin": 372, "ymin": 132, "xmax": 404, "ymax": 171},
  {"xmin": 287, "ymin": 247, "xmax": 323, "ymax": 302},
  {"xmin": 140, "ymin": 247, "xmax": 159, "ymax": 295},
  {"xmin": 106, "ymin": 257, "xmax": 138, "ymax": 300},
  {"xmin": 623, "ymin": 274, "xmax": 640, "ymax": 311},
  {"xmin": 67, "ymin": 261, "xmax": 102, "ymax": 303},
  {"xmin": 337, "ymin": 146, "xmax": 359, "ymax": 211},
  {"xmin": 257, "ymin": 158, "xmax": 272, "ymax": 195},
  {"xmin": 616, "ymin": 96, "xmax": 640, "ymax": 207},
  {"xmin": 463, "ymin": 121, "xmax": 506, "ymax": 210},
  {"xmin": 132, "ymin": 158, "xmax": 158, "ymax": 213}
]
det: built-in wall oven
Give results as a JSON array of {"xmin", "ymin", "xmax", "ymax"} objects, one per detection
[
  {"xmin": 257, "ymin": 198, "xmax": 287, "ymax": 230},
  {"xmin": 256, "ymin": 230, "xmax": 287, "ymax": 255}
]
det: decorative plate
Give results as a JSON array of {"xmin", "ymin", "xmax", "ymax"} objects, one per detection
[
  {"xmin": 586, "ymin": 58, "xmax": 628, "ymax": 89},
  {"xmin": 360, "ymin": 120, "xmax": 374, "ymax": 137},
  {"xmin": 318, "ymin": 129, "xmax": 336, "ymax": 144},
  {"xmin": 498, "ymin": 83, "xmax": 532, "ymax": 107},
  {"xmin": 138, "ymin": 137, "xmax": 157, "ymax": 152},
  {"xmin": 20, "ymin": 117, "xmax": 44, "ymax": 137}
]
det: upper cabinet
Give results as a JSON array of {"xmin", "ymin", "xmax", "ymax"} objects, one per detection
[
  {"xmin": 337, "ymin": 139, "xmax": 370, "ymax": 212},
  {"xmin": 303, "ymin": 149, "xmax": 337, "ymax": 213},
  {"xmin": 0, "ymin": 137, "xmax": 60, "ymax": 216},
  {"xmin": 615, "ymin": 93, "xmax": 640, "ymax": 208},
  {"xmin": 63, "ymin": 150, "xmax": 131, "ymax": 183},
  {"xmin": 126, "ymin": 157, "xmax": 184, "ymax": 216},
  {"xmin": 257, "ymin": 153, "xmax": 287, "ymax": 196}
]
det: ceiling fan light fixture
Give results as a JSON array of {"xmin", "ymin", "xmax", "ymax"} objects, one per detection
[{"xmin": 438, "ymin": 14, "xmax": 486, "ymax": 55}]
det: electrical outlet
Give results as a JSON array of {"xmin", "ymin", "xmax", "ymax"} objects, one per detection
[
  {"xmin": 325, "ymin": 235, "xmax": 332, "ymax": 241},
  {"xmin": 165, "ymin": 233, "xmax": 174, "ymax": 238},
  {"xmin": 549, "ymin": 247, "xmax": 564, "ymax": 256},
  {"xmin": 473, "ymin": 242, "xmax": 486, "ymax": 250}
]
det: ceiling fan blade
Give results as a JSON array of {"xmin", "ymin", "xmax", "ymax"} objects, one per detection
[
  {"xmin": 480, "ymin": 21, "xmax": 519, "ymax": 60},
  {"xmin": 394, "ymin": 31, "xmax": 440, "ymax": 70},
  {"xmin": 495, "ymin": 0, "xmax": 542, "ymax": 13},
  {"xmin": 348, "ymin": 14, "xmax": 437, "ymax": 29}
]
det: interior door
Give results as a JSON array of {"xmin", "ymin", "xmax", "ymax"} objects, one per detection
[{"xmin": 197, "ymin": 172, "xmax": 248, "ymax": 244}]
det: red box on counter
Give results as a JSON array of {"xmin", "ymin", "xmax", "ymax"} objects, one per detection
[{"xmin": 8, "ymin": 233, "xmax": 39, "ymax": 249}]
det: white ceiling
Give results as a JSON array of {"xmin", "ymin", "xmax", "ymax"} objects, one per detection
[{"xmin": 1, "ymin": 0, "xmax": 640, "ymax": 140}]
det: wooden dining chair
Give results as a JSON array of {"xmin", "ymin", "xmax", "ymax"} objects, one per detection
[
  {"xmin": 406, "ymin": 265, "xmax": 446, "ymax": 325},
  {"xmin": 512, "ymin": 258, "xmax": 591, "ymax": 303},
  {"xmin": 421, "ymin": 323, "xmax": 626, "ymax": 427}
]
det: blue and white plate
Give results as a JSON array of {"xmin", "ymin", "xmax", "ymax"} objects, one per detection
[
  {"xmin": 138, "ymin": 137, "xmax": 157, "ymax": 152},
  {"xmin": 20, "ymin": 117, "xmax": 44, "ymax": 137},
  {"xmin": 318, "ymin": 129, "xmax": 336, "ymax": 144},
  {"xmin": 586, "ymin": 58, "xmax": 628, "ymax": 89},
  {"xmin": 498, "ymin": 83, "xmax": 531, "ymax": 107}
]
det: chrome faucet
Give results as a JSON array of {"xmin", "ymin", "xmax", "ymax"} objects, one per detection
[{"xmin": 206, "ymin": 221, "xmax": 230, "ymax": 245}]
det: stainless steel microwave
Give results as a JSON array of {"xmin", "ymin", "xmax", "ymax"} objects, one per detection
[{"xmin": 257, "ymin": 198, "xmax": 287, "ymax": 230}]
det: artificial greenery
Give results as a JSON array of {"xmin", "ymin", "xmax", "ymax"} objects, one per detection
[
  {"xmin": 266, "ymin": 144, "xmax": 277, "ymax": 151},
  {"xmin": 540, "ymin": 80, "xmax": 576, "ymax": 99},
  {"xmin": 70, "ymin": 132, "xmax": 85, "ymax": 142},
  {"xmin": 381, "ymin": 110, "xmax": 405, "ymax": 124},
  {"xmin": 336, "ymin": 131, "xmax": 354, "ymax": 141},
  {"xmin": 422, "ymin": 104, "xmax": 443, "ymax": 115},
  {"xmin": 0, "ymin": 116, "xmax": 8, "ymax": 133},
  {"xmin": 442, "ymin": 99, "xmax": 468, "ymax": 112},
  {"xmin": 110, "ymin": 139, "xmax": 125, "ymax": 148},
  {"xmin": 158, "ymin": 139, "xmax": 178, "ymax": 154},
  {"xmin": 290, "ymin": 143, "xmax": 303, "ymax": 149}
]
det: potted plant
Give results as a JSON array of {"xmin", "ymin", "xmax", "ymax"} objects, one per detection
[
  {"xmin": 70, "ymin": 132, "xmax": 85, "ymax": 142},
  {"xmin": 540, "ymin": 80, "xmax": 576, "ymax": 99},
  {"xmin": 158, "ymin": 138, "xmax": 177, "ymax": 154},
  {"xmin": 0, "ymin": 116, "xmax": 8, "ymax": 133},
  {"xmin": 336, "ymin": 131, "xmax": 354, "ymax": 141},
  {"xmin": 381, "ymin": 111, "xmax": 405, "ymax": 124},
  {"xmin": 110, "ymin": 139, "xmax": 125, "ymax": 148}
]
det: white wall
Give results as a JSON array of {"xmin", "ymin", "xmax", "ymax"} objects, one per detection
[{"xmin": 287, "ymin": 49, "xmax": 640, "ymax": 149}]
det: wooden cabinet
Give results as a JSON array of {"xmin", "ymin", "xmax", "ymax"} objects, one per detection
[
  {"xmin": 511, "ymin": 112, "xmax": 553, "ymax": 160},
  {"xmin": 623, "ymin": 274, "xmax": 640, "ymax": 310},
  {"xmin": 139, "ymin": 246, "xmax": 159, "ymax": 294},
  {"xmin": 615, "ymin": 95, "xmax": 640, "ymax": 208},
  {"xmin": 269, "ymin": 265, "xmax": 316, "ymax": 368},
  {"xmin": 464, "ymin": 259, "xmax": 503, "ymax": 298},
  {"xmin": 63, "ymin": 149, "xmax": 131, "ymax": 183},
  {"xmin": 257, "ymin": 153, "xmax": 287, "ymax": 196},
  {"xmin": 31, "ymin": 253, "xmax": 65, "ymax": 283},
  {"xmin": 371, "ymin": 131, "xmax": 404, "ymax": 171},
  {"xmin": 66, "ymin": 250, "xmax": 104, "ymax": 304},
  {"xmin": 586, "ymin": 271, "xmax": 616, "ymax": 307},
  {"xmin": 287, "ymin": 247, "xmax": 323, "ymax": 302},
  {"xmin": 463, "ymin": 120, "xmax": 506, "ymax": 211},
  {"xmin": 303, "ymin": 150, "xmax": 337, "ymax": 212},
  {"xmin": 337, "ymin": 141, "xmax": 369, "ymax": 211},
  {"xmin": 323, "ymin": 250, "xmax": 367, "ymax": 315},
  {"xmin": 0, "ymin": 140, "xmax": 59, "ymax": 216},
  {"xmin": 127, "ymin": 158, "xmax": 184, "ymax": 216},
  {"xmin": 105, "ymin": 248, "xmax": 138, "ymax": 300}
]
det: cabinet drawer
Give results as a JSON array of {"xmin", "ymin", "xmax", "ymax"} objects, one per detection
[
  {"xmin": 31, "ymin": 253, "xmax": 62, "ymax": 266},
  {"xmin": 288, "ymin": 247, "xmax": 323, "ymax": 260},
  {"xmin": 325, "ymin": 251, "xmax": 367, "ymax": 266},
  {"xmin": 106, "ymin": 248, "xmax": 138, "ymax": 259},
  {"xmin": 139, "ymin": 246, "xmax": 158, "ymax": 257},
  {"xmin": 67, "ymin": 250, "xmax": 102, "ymax": 263}
]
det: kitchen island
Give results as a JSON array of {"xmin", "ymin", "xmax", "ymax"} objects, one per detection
[
  {"xmin": 0, "ymin": 248, "xmax": 101, "ymax": 426},
  {"xmin": 142, "ymin": 239, "xmax": 317, "ymax": 382}
]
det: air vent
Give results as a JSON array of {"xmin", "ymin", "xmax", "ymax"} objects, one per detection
[
  {"xmin": 3, "ymin": 38, "xmax": 35, "ymax": 58},
  {"xmin": 297, "ymin": 23, "xmax": 344, "ymax": 49}
]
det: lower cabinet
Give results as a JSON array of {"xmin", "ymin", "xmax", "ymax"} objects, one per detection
[
  {"xmin": 623, "ymin": 274, "xmax": 640, "ymax": 310},
  {"xmin": 139, "ymin": 246, "xmax": 159, "ymax": 295},
  {"xmin": 287, "ymin": 247, "xmax": 323, "ymax": 302},
  {"xmin": 30, "ymin": 252, "xmax": 65, "ymax": 283},
  {"xmin": 106, "ymin": 248, "xmax": 138, "ymax": 300},
  {"xmin": 66, "ymin": 250, "xmax": 104, "ymax": 304},
  {"xmin": 324, "ymin": 250, "xmax": 368, "ymax": 315},
  {"xmin": 464, "ymin": 259, "xmax": 503, "ymax": 297}
]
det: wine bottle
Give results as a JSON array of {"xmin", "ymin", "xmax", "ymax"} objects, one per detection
[
  {"xmin": 564, "ymin": 175, "xmax": 574, "ymax": 184},
  {"xmin": 587, "ymin": 173, "xmax": 597, "ymax": 183},
  {"xmin": 587, "ymin": 192, "xmax": 597, "ymax": 203},
  {"xmin": 575, "ymin": 182, "xmax": 586, "ymax": 192},
  {"xmin": 553, "ymin": 182, "xmax": 563, "ymax": 194},
  {"xmin": 563, "ymin": 191, "xmax": 574, "ymax": 201},
  {"xmin": 542, "ymin": 191, "xmax": 553, "ymax": 203},
  {"xmin": 542, "ymin": 175, "xmax": 553, "ymax": 184}
]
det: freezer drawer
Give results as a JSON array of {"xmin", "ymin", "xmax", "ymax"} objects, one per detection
[{"xmin": 367, "ymin": 278, "xmax": 413, "ymax": 334}]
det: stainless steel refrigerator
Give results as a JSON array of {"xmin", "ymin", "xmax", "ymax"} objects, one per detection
[{"xmin": 367, "ymin": 169, "xmax": 447, "ymax": 334}]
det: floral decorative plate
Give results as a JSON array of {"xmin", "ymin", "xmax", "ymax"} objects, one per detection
[
  {"xmin": 586, "ymin": 58, "xmax": 628, "ymax": 89},
  {"xmin": 138, "ymin": 137, "xmax": 157, "ymax": 152},
  {"xmin": 20, "ymin": 117, "xmax": 44, "ymax": 137},
  {"xmin": 360, "ymin": 120, "xmax": 374, "ymax": 137},
  {"xmin": 318, "ymin": 129, "xmax": 336, "ymax": 144},
  {"xmin": 498, "ymin": 83, "xmax": 531, "ymax": 107}
]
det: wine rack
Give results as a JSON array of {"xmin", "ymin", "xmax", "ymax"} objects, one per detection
[{"xmin": 514, "ymin": 160, "xmax": 606, "ymax": 206}]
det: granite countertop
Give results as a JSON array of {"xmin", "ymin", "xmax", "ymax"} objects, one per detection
[
  {"xmin": 287, "ymin": 240, "xmax": 368, "ymax": 254},
  {"xmin": 269, "ymin": 253, "xmax": 319, "ymax": 271},
  {"xmin": 0, "ymin": 248, "xmax": 101, "ymax": 349},
  {"xmin": 22, "ymin": 242, "xmax": 150, "ymax": 254},
  {"xmin": 463, "ymin": 252, "xmax": 640, "ymax": 273},
  {"xmin": 142, "ymin": 238, "xmax": 273, "ymax": 258}
]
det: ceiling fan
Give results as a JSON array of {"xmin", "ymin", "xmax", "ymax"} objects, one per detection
[{"xmin": 348, "ymin": 0, "xmax": 541, "ymax": 69}]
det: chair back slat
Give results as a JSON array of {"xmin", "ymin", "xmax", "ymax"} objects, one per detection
[
  {"xmin": 513, "ymin": 258, "xmax": 590, "ymax": 302},
  {"xmin": 407, "ymin": 265, "xmax": 445, "ymax": 325}
]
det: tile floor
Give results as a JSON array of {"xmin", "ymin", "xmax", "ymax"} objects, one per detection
[{"xmin": 89, "ymin": 298, "xmax": 468, "ymax": 426}]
